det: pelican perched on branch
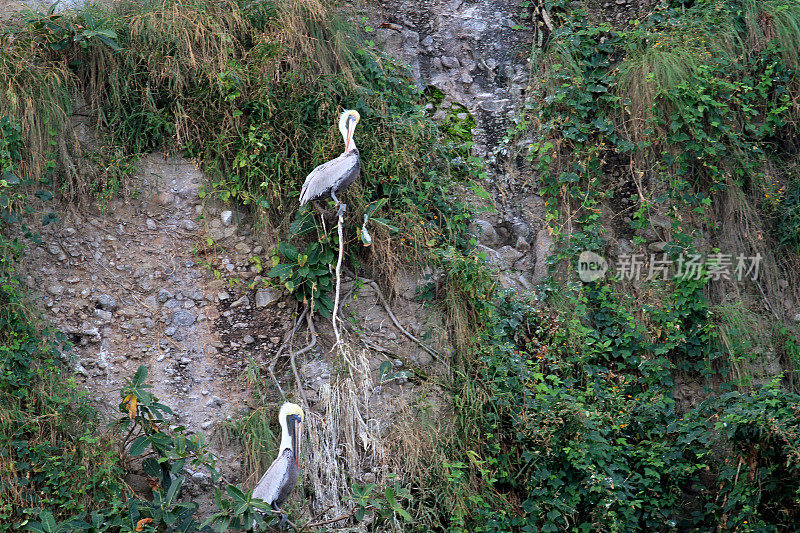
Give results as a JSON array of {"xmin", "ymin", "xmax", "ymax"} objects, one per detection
[
  {"xmin": 299, "ymin": 109, "xmax": 361, "ymax": 211},
  {"xmin": 253, "ymin": 402, "xmax": 305, "ymax": 523}
]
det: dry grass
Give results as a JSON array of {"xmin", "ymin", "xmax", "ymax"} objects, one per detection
[
  {"xmin": 0, "ymin": 26, "xmax": 77, "ymax": 186},
  {"xmin": 262, "ymin": 0, "xmax": 355, "ymax": 85},
  {"xmin": 304, "ymin": 348, "xmax": 386, "ymax": 522}
]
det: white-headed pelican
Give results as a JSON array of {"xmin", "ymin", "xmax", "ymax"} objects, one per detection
[{"xmin": 299, "ymin": 110, "xmax": 361, "ymax": 208}]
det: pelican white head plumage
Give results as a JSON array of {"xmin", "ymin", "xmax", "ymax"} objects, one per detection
[
  {"xmin": 299, "ymin": 109, "xmax": 361, "ymax": 207},
  {"xmin": 253, "ymin": 402, "xmax": 305, "ymax": 518}
]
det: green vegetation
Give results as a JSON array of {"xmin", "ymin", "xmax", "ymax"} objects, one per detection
[
  {"xmin": 414, "ymin": 0, "xmax": 800, "ymax": 531},
  {"xmin": 3, "ymin": 0, "xmax": 800, "ymax": 531}
]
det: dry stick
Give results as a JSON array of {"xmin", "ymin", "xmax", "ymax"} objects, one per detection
[
  {"xmin": 754, "ymin": 278, "xmax": 780, "ymax": 320},
  {"xmin": 301, "ymin": 508, "xmax": 358, "ymax": 530},
  {"xmin": 288, "ymin": 312, "xmax": 316, "ymax": 409},
  {"xmin": 269, "ymin": 306, "xmax": 307, "ymax": 399},
  {"xmin": 345, "ymin": 270, "xmax": 446, "ymax": 367}
]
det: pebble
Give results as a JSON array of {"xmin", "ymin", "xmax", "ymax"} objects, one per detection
[
  {"xmin": 96, "ymin": 293, "xmax": 118, "ymax": 310},
  {"xmin": 146, "ymin": 219, "xmax": 157, "ymax": 230},
  {"xmin": 255, "ymin": 287, "xmax": 280, "ymax": 308},
  {"xmin": 220, "ymin": 211, "xmax": 233, "ymax": 227},
  {"xmin": 182, "ymin": 220, "xmax": 199, "ymax": 231},
  {"xmin": 157, "ymin": 291, "xmax": 173, "ymax": 307},
  {"xmin": 171, "ymin": 310, "xmax": 196, "ymax": 327},
  {"xmin": 217, "ymin": 291, "xmax": 230, "ymax": 301},
  {"xmin": 230, "ymin": 295, "xmax": 249, "ymax": 308},
  {"xmin": 243, "ymin": 334, "xmax": 255, "ymax": 344},
  {"xmin": 47, "ymin": 284, "xmax": 65, "ymax": 296},
  {"xmin": 201, "ymin": 421, "xmax": 213, "ymax": 430},
  {"xmin": 94, "ymin": 309, "xmax": 113, "ymax": 322}
]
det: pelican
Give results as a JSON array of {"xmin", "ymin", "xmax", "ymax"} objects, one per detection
[
  {"xmin": 299, "ymin": 109, "xmax": 361, "ymax": 210},
  {"xmin": 253, "ymin": 402, "xmax": 305, "ymax": 524}
]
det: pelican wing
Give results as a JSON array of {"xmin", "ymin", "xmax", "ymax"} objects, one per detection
[
  {"xmin": 252, "ymin": 448, "xmax": 298, "ymax": 506},
  {"xmin": 299, "ymin": 151, "xmax": 360, "ymax": 205}
]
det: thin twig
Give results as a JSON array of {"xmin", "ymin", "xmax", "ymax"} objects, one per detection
[
  {"xmin": 754, "ymin": 278, "xmax": 780, "ymax": 320},
  {"xmin": 301, "ymin": 508, "xmax": 357, "ymax": 529},
  {"xmin": 289, "ymin": 312, "xmax": 314, "ymax": 409}
]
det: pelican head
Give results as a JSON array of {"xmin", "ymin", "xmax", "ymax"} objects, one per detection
[
  {"xmin": 338, "ymin": 109, "xmax": 360, "ymax": 153},
  {"xmin": 278, "ymin": 402, "xmax": 304, "ymax": 463}
]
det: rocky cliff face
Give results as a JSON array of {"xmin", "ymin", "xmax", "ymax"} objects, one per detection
[{"xmin": 371, "ymin": 0, "xmax": 549, "ymax": 289}]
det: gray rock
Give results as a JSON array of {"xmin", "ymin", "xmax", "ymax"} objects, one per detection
[
  {"xmin": 180, "ymin": 357, "xmax": 191, "ymax": 365},
  {"xmin": 243, "ymin": 334, "xmax": 255, "ymax": 344},
  {"xmin": 183, "ymin": 220, "xmax": 199, "ymax": 231},
  {"xmin": 235, "ymin": 242, "xmax": 251, "ymax": 254},
  {"xmin": 185, "ymin": 289, "xmax": 204, "ymax": 302},
  {"xmin": 94, "ymin": 309, "xmax": 113, "ymax": 322},
  {"xmin": 191, "ymin": 471, "xmax": 211, "ymax": 487},
  {"xmin": 533, "ymin": 229, "xmax": 554, "ymax": 280},
  {"xmin": 171, "ymin": 310, "xmax": 196, "ymax": 327},
  {"xmin": 217, "ymin": 291, "xmax": 230, "ymax": 301},
  {"xmin": 648, "ymin": 241, "xmax": 668, "ymax": 253},
  {"xmin": 96, "ymin": 294, "xmax": 118, "ymax": 310},
  {"xmin": 47, "ymin": 244, "xmax": 62, "ymax": 256},
  {"xmin": 441, "ymin": 56, "xmax": 459, "ymax": 68},
  {"xmin": 164, "ymin": 326, "xmax": 177, "ymax": 337},
  {"xmin": 47, "ymin": 284, "xmax": 65, "ymax": 296},
  {"xmin": 201, "ymin": 420, "xmax": 213, "ymax": 430},
  {"xmin": 220, "ymin": 210, "xmax": 233, "ymax": 227},
  {"xmin": 146, "ymin": 219, "xmax": 157, "ymax": 231},
  {"xmin": 472, "ymin": 219, "xmax": 499, "ymax": 246},
  {"xmin": 255, "ymin": 287, "xmax": 281, "ymax": 308},
  {"xmin": 230, "ymin": 295, "xmax": 249, "ymax": 308}
]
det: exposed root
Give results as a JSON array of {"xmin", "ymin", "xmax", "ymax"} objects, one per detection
[
  {"xmin": 346, "ymin": 270, "xmax": 447, "ymax": 368},
  {"xmin": 303, "ymin": 348, "xmax": 384, "ymax": 523},
  {"xmin": 269, "ymin": 306, "xmax": 306, "ymax": 399},
  {"xmin": 331, "ymin": 208, "xmax": 345, "ymax": 348}
]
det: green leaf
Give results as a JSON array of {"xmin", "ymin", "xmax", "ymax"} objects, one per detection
[
  {"xmin": 278, "ymin": 242, "xmax": 298, "ymax": 261},
  {"xmin": 166, "ymin": 476, "xmax": 184, "ymax": 504},
  {"xmin": 133, "ymin": 365, "xmax": 148, "ymax": 385},
  {"xmin": 268, "ymin": 263, "xmax": 293, "ymax": 281},
  {"xmin": 129, "ymin": 435, "xmax": 150, "ymax": 456},
  {"xmin": 226, "ymin": 484, "xmax": 247, "ymax": 504}
]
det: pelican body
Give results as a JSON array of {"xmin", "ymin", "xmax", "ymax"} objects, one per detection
[
  {"xmin": 299, "ymin": 110, "xmax": 361, "ymax": 207},
  {"xmin": 253, "ymin": 403, "xmax": 305, "ymax": 514}
]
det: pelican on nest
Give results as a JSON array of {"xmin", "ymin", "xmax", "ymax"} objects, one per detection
[
  {"xmin": 253, "ymin": 402, "xmax": 305, "ymax": 524},
  {"xmin": 299, "ymin": 109, "xmax": 361, "ymax": 211}
]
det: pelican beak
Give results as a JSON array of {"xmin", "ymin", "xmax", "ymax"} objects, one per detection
[
  {"xmin": 344, "ymin": 120, "xmax": 352, "ymax": 152},
  {"xmin": 288, "ymin": 414, "xmax": 302, "ymax": 464}
]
